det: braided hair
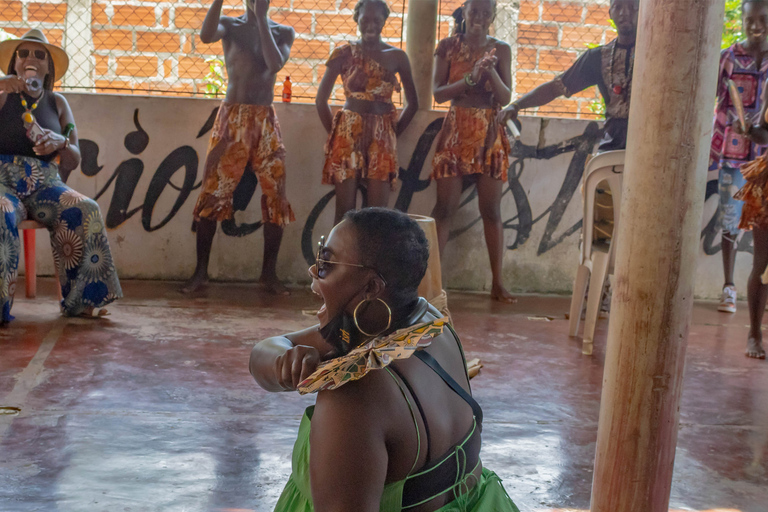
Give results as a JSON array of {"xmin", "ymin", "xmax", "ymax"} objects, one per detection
[
  {"xmin": 352, "ymin": 0, "xmax": 390, "ymax": 23},
  {"xmin": 451, "ymin": 0, "xmax": 497, "ymax": 35}
]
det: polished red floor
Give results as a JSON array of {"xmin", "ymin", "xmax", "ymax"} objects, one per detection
[{"xmin": 1, "ymin": 279, "xmax": 767, "ymax": 512}]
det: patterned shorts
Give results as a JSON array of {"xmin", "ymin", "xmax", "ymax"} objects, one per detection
[
  {"xmin": 718, "ymin": 164, "xmax": 747, "ymax": 234},
  {"xmin": 321, "ymin": 108, "xmax": 398, "ymax": 187},
  {"xmin": 431, "ymin": 106, "xmax": 510, "ymax": 181},
  {"xmin": 193, "ymin": 103, "xmax": 295, "ymax": 227}
]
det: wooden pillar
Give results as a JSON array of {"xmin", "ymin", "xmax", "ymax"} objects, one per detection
[
  {"xmin": 590, "ymin": 1, "xmax": 724, "ymax": 511},
  {"xmin": 405, "ymin": 0, "xmax": 438, "ymax": 110}
]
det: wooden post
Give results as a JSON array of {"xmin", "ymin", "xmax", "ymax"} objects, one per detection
[
  {"xmin": 405, "ymin": 0, "xmax": 438, "ymax": 110},
  {"xmin": 590, "ymin": 1, "xmax": 724, "ymax": 511}
]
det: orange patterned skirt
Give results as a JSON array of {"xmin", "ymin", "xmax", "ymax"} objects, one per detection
[
  {"xmin": 321, "ymin": 108, "xmax": 398, "ymax": 187},
  {"xmin": 431, "ymin": 105, "xmax": 510, "ymax": 181},
  {"xmin": 193, "ymin": 102, "xmax": 295, "ymax": 227},
  {"xmin": 735, "ymin": 156, "xmax": 768, "ymax": 230}
]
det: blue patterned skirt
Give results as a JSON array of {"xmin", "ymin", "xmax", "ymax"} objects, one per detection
[{"xmin": 0, "ymin": 154, "xmax": 122, "ymax": 323}]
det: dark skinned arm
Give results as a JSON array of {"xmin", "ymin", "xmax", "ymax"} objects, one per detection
[
  {"xmin": 497, "ymin": 80, "xmax": 564, "ymax": 124},
  {"xmin": 200, "ymin": 0, "xmax": 227, "ymax": 44},
  {"xmin": 249, "ymin": 325, "xmax": 329, "ymax": 392},
  {"xmin": 29, "ymin": 94, "xmax": 80, "ymax": 183},
  {"xmin": 433, "ymin": 51, "xmax": 473, "ymax": 105},
  {"xmin": 395, "ymin": 49, "xmax": 418, "ymax": 135},
  {"xmin": 484, "ymin": 42, "xmax": 512, "ymax": 106},
  {"xmin": 254, "ymin": 0, "xmax": 294, "ymax": 74},
  {"xmin": 52, "ymin": 94, "xmax": 80, "ymax": 182},
  {"xmin": 310, "ymin": 385, "xmax": 388, "ymax": 512},
  {"xmin": 316, "ymin": 59, "xmax": 342, "ymax": 134}
]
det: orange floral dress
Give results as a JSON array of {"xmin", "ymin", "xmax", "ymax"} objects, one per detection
[
  {"xmin": 735, "ymin": 156, "xmax": 768, "ymax": 230},
  {"xmin": 734, "ymin": 107, "xmax": 768, "ymax": 229},
  {"xmin": 431, "ymin": 35, "xmax": 510, "ymax": 181},
  {"xmin": 193, "ymin": 103, "xmax": 295, "ymax": 227},
  {"xmin": 322, "ymin": 43, "xmax": 401, "ymax": 187}
]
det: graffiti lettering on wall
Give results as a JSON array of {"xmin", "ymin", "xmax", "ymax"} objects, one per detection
[{"xmin": 78, "ymin": 108, "xmax": 735, "ymax": 266}]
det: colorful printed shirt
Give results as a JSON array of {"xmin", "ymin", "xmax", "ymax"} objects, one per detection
[
  {"xmin": 555, "ymin": 39, "xmax": 635, "ymax": 151},
  {"xmin": 710, "ymin": 43, "xmax": 768, "ymax": 172}
]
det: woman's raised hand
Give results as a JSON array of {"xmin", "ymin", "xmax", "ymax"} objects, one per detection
[
  {"xmin": 33, "ymin": 129, "xmax": 67, "ymax": 156},
  {"xmin": 0, "ymin": 75, "xmax": 27, "ymax": 94},
  {"xmin": 274, "ymin": 345, "xmax": 321, "ymax": 391}
]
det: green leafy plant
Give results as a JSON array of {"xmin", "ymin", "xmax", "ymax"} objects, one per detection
[
  {"xmin": 587, "ymin": 97, "xmax": 606, "ymax": 117},
  {"xmin": 204, "ymin": 57, "xmax": 227, "ymax": 98},
  {"xmin": 723, "ymin": 0, "xmax": 742, "ymax": 49}
]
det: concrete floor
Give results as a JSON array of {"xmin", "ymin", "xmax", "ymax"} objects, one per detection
[{"xmin": 1, "ymin": 279, "xmax": 767, "ymax": 512}]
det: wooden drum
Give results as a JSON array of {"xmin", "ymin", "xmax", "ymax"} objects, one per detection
[{"xmin": 408, "ymin": 214, "xmax": 450, "ymax": 318}]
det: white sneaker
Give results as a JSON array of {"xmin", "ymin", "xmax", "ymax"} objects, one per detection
[{"xmin": 718, "ymin": 285, "xmax": 737, "ymax": 313}]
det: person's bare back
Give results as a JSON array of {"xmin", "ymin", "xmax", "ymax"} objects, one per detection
[{"xmin": 201, "ymin": 0, "xmax": 294, "ymax": 106}]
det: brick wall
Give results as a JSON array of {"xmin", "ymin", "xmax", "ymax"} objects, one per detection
[
  {"xmin": 86, "ymin": 0, "xmax": 407, "ymax": 100},
  {"xmin": 517, "ymin": 0, "xmax": 614, "ymax": 118},
  {"xmin": 1, "ymin": 0, "xmax": 614, "ymax": 117}
]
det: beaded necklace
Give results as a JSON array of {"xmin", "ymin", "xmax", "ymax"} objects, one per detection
[{"xmin": 20, "ymin": 91, "xmax": 43, "ymax": 125}]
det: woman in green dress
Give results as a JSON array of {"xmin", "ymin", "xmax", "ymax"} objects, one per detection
[{"xmin": 250, "ymin": 208, "xmax": 519, "ymax": 512}]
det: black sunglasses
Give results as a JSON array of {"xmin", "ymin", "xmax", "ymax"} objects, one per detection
[
  {"xmin": 16, "ymin": 49, "xmax": 47, "ymax": 60},
  {"xmin": 315, "ymin": 236, "xmax": 386, "ymax": 284}
]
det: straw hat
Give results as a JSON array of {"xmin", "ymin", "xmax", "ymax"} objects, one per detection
[{"xmin": 0, "ymin": 28, "xmax": 69, "ymax": 82}]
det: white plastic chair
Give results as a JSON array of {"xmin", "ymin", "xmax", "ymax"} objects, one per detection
[{"xmin": 568, "ymin": 150, "xmax": 625, "ymax": 355}]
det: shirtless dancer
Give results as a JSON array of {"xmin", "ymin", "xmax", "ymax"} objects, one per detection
[{"xmin": 182, "ymin": 0, "xmax": 295, "ymax": 294}]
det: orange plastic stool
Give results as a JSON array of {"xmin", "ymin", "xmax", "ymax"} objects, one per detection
[{"xmin": 19, "ymin": 220, "xmax": 62, "ymax": 300}]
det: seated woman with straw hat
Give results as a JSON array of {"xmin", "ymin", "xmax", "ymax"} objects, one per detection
[{"xmin": 0, "ymin": 29, "xmax": 122, "ymax": 323}]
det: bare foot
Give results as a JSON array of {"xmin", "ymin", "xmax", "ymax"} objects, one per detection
[
  {"xmin": 180, "ymin": 274, "xmax": 208, "ymax": 294},
  {"xmin": 491, "ymin": 284, "xmax": 517, "ymax": 304},
  {"xmin": 260, "ymin": 277, "xmax": 290, "ymax": 296},
  {"xmin": 746, "ymin": 337, "xmax": 766, "ymax": 359},
  {"xmin": 81, "ymin": 307, "xmax": 110, "ymax": 318}
]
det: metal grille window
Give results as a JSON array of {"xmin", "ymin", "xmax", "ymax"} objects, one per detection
[{"xmin": 1, "ymin": 0, "xmax": 615, "ymax": 118}]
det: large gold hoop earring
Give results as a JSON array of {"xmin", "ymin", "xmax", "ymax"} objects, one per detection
[{"xmin": 353, "ymin": 298, "xmax": 392, "ymax": 337}]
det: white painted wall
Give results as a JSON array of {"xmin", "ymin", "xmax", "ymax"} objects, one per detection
[{"xmin": 19, "ymin": 93, "xmax": 733, "ymax": 299}]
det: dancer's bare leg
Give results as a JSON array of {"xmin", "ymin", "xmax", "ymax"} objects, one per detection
[
  {"xmin": 477, "ymin": 174, "xmax": 515, "ymax": 304},
  {"xmin": 722, "ymin": 230, "xmax": 738, "ymax": 287},
  {"xmin": 747, "ymin": 226, "xmax": 768, "ymax": 359},
  {"xmin": 259, "ymin": 221, "xmax": 289, "ymax": 295},
  {"xmin": 365, "ymin": 179, "xmax": 390, "ymax": 209},
  {"xmin": 430, "ymin": 176, "xmax": 463, "ymax": 256},
  {"xmin": 334, "ymin": 178, "xmax": 359, "ymax": 225},
  {"xmin": 180, "ymin": 217, "xmax": 217, "ymax": 294}
]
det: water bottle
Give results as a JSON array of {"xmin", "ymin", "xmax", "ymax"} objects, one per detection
[
  {"xmin": 282, "ymin": 76, "xmax": 292, "ymax": 103},
  {"xmin": 23, "ymin": 111, "xmax": 45, "ymax": 144}
]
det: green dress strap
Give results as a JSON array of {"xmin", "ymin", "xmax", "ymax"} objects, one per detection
[{"xmin": 383, "ymin": 367, "xmax": 422, "ymax": 475}]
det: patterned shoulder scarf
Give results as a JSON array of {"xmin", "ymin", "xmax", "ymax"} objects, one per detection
[{"xmin": 297, "ymin": 317, "xmax": 449, "ymax": 395}]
